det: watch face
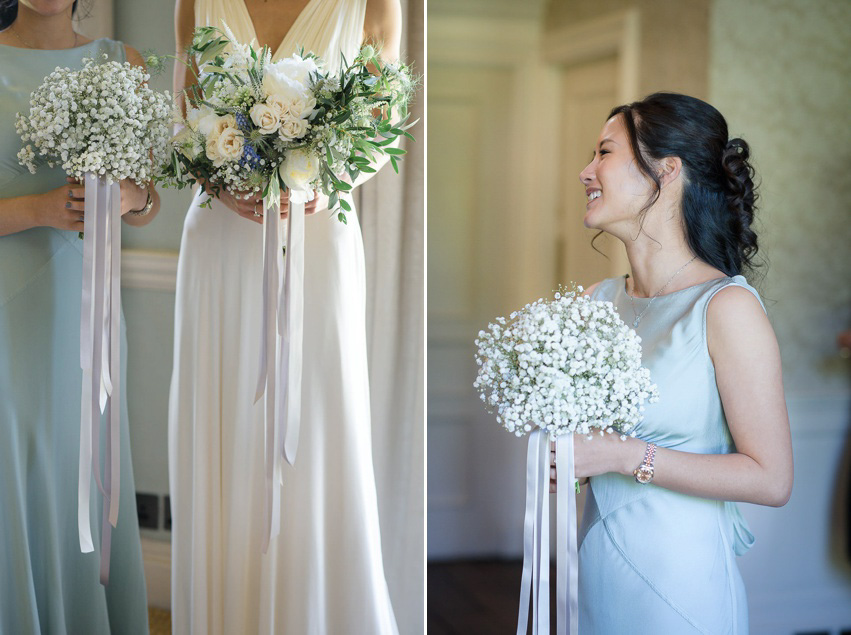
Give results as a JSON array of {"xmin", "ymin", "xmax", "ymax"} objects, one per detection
[{"xmin": 635, "ymin": 466, "xmax": 653, "ymax": 484}]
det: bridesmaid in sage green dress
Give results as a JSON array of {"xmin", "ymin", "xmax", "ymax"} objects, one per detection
[
  {"xmin": 550, "ymin": 93, "xmax": 793, "ymax": 634},
  {"xmin": 0, "ymin": 1, "xmax": 159, "ymax": 632}
]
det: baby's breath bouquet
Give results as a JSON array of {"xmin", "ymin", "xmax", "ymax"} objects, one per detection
[
  {"xmin": 475, "ymin": 285, "xmax": 659, "ymax": 439},
  {"xmin": 14, "ymin": 53, "xmax": 172, "ymax": 583},
  {"xmin": 159, "ymin": 24, "xmax": 417, "ymax": 220},
  {"xmin": 16, "ymin": 54, "xmax": 171, "ymax": 184},
  {"xmin": 476, "ymin": 286, "xmax": 659, "ymax": 635}
]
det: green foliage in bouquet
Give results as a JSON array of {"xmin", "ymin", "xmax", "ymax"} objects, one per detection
[{"xmin": 157, "ymin": 25, "xmax": 418, "ymax": 223}]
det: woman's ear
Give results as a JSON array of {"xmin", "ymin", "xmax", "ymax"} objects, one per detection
[{"xmin": 658, "ymin": 156, "xmax": 683, "ymax": 188}]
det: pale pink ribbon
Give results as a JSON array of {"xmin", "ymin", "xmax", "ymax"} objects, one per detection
[
  {"xmin": 78, "ymin": 173, "xmax": 122, "ymax": 585},
  {"xmin": 255, "ymin": 181, "xmax": 307, "ymax": 552},
  {"xmin": 517, "ymin": 430, "xmax": 579, "ymax": 634}
]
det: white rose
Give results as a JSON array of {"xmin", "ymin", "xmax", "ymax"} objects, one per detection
[
  {"xmin": 278, "ymin": 115, "xmax": 309, "ymax": 141},
  {"xmin": 265, "ymin": 94, "xmax": 287, "ymax": 120},
  {"xmin": 287, "ymin": 94, "xmax": 316, "ymax": 119},
  {"xmin": 279, "ymin": 148, "xmax": 319, "ymax": 202},
  {"xmin": 212, "ymin": 114, "xmax": 236, "ymax": 137},
  {"xmin": 205, "ymin": 131, "xmax": 223, "ymax": 165},
  {"xmin": 196, "ymin": 108, "xmax": 225, "ymax": 136},
  {"xmin": 249, "ymin": 102, "xmax": 279, "ymax": 134},
  {"xmin": 216, "ymin": 126, "xmax": 245, "ymax": 161}
]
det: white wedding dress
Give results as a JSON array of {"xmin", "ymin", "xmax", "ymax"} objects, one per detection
[{"xmin": 168, "ymin": 1, "xmax": 399, "ymax": 633}]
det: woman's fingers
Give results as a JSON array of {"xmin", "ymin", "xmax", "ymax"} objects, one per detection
[{"xmin": 236, "ymin": 207, "xmax": 263, "ymax": 224}]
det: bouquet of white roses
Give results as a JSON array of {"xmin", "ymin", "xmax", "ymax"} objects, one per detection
[
  {"xmin": 475, "ymin": 285, "xmax": 658, "ymax": 439},
  {"xmin": 159, "ymin": 24, "xmax": 416, "ymax": 221},
  {"xmin": 474, "ymin": 285, "xmax": 658, "ymax": 635},
  {"xmin": 16, "ymin": 54, "xmax": 171, "ymax": 184}
]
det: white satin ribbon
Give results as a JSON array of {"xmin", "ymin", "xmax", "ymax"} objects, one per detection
[
  {"xmin": 517, "ymin": 430, "xmax": 579, "ymax": 635},
  {"xmin": 77, "ymin": 173, "xmax": 122, "ymax": 585},
  {"xmin": 255, "ymin": 181, "xmax": 306, "ymax": 553}
]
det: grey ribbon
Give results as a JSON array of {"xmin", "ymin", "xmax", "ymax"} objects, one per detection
[
  {"xmin": 255, "ymin": 182, "xmax": 306, "ymax": 553},
  {"xmin": 77, "ymin": 174, "xmax": 122, "ymax": 585},
  {"xmin": 517, "ymin": 430, "xmax": 579, "ymax": 634}
]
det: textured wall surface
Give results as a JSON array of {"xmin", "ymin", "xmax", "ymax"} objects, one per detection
[
  {"xmin": 544, "ymin": 0, "xmax": 711, "ymax": 100},
  {"xmin": 709, "ymin": 0, "xmax": 851, "ymax": 395}
]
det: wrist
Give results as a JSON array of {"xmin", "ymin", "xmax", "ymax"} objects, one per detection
[
  {"xmin": 28, "ymin": 193, "xmax": 46, "ymax": 228},
  {"xmin": 126, "ymin": 187, "xmax": 153, "ymax": 216},
  {"xmin": 620, "ymin": 436, "xmax": 647, "ymax": 476}
]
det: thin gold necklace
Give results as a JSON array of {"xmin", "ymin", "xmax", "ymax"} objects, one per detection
[
  {"xmin": 11, "ymin": 26, "xmax": 78, "ymax": 50},
  {"xmin": 628, "ymin": 255, "xmax": 697, "ymax": 328}
]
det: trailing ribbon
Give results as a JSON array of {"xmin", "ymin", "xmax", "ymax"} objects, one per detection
[
  {"xmin": 255, "ymin": 179, "xmax": 306, "ymax": 553},
  {"xmin": 77, "ymin": 174, "xmax": 122, "ymax": 586},
  {"xmin": 517, "ymin": 430, "xmax": 579, "ymax": 635}
]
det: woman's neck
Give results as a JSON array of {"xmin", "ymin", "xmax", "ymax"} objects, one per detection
[
  {"xmin": 624, "ymin": 239, "xmax": 699, "ymax": 298},
  {"xmin": 8, "ymin": 4, "xmax": 77, "ymax": 50},
  {"xmin": 619, "ymin": 202, "xmax": 704, "ymax": 297}
]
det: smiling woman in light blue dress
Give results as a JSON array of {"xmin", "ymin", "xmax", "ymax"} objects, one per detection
[
  {"xmin": 550, "ymin": 93, "xmax": 793, "ymax": 634},
  {"xmin": 0, "ymin": 1, "xmax": 159, "ymax": 633}
]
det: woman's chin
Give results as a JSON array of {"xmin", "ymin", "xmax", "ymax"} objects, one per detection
[{"xmin": 583, "ymin": 209, "xmax": 601, "ymax": 230}]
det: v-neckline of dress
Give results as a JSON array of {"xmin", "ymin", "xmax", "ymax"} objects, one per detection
[{"xmin": 239, "ymin": 0, "xmax": 321, "ymax": 60}]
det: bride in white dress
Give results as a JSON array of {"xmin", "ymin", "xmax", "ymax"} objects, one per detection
[{"xmin": 168, "ymin": 0, "xmax": 401, "ymax": 632}]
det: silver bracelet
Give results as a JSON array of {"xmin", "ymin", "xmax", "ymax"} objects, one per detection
[{"xmin": 127, "ymin": 188, "xmax": 153, "ymax": 216}]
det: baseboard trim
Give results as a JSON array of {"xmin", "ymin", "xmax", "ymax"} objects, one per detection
[{"xmin": 122, "ymin": 249, "xmax": 179, "ymax": 292}]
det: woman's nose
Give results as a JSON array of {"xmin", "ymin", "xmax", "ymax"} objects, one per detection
[{"xmin": 579, "ymin": 161, "xmax": 594, "ymax": 185}]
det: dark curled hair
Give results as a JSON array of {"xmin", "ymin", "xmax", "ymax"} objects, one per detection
[
  {"xmin": 0, "ymin": 1, "xmax": 84, "ymax": 30},
  {"xmin": 608, "ymin": 92, "xmax": 760, "ymax": 278}
]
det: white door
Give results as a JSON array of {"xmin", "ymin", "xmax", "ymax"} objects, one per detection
[{"xmin": 558, "ymin": 56, "xmax": 629, "ymax": 288}]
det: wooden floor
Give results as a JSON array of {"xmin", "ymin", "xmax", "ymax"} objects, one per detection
[
  {"xmin": 428, "ymin": 559, "xmax": 558, "ymax": 635},
  {"xmin": 148, "ymin": 606, "xmax": 171, "ymax": 635}
]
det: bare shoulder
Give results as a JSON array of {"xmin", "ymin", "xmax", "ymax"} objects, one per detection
[
  {"xmin": 707, "ymin": 283, "xmax": 777, "ymax": 360},
  {"xmin": 582, "ymin": 281, "xmax": 602, "ymax": 297},
  {"xmin": 124, "ymin": 44, "xmax": 145, "ymax": 69},
  {"xmin": 363, "ymin": 0, "xmax": 402, "ymax": 59}
]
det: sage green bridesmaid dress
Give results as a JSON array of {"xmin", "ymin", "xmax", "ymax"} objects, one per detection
[
  {"xmin": 0, "ymin": 39, "xmax": 148, "ymax": 634},
  {"xmin": 580, "ymin": 275, "xmax": 760, "ymax": 634}
]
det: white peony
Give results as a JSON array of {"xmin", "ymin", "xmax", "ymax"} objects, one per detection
[
  {"xmin": 262, "ymin": 55, "xmax": 317, "ymax": 102},
  {"xmin": 278, "ymin": 148, "xmax": 319, "ymax": 203},
  {"xmin": 273, "ymin": 54, "xmax": 319, "ymax": 87},
  {"xmin": 249, "ymin": 102, "xmax": 279, "ymax": 134}
]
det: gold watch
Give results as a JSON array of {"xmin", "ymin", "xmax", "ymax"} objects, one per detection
[{"xmin": 633, "ymin": 442, "xmax": 657, "ymax": 484}]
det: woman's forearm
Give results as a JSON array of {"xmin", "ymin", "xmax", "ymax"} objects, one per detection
[
  {"xmin": 0, "ymin": 193, "xmax": 42, "ymax": 236},
  {"xmin": 599, "ymin": 433, "xmax": 792, "ymax": 507}
]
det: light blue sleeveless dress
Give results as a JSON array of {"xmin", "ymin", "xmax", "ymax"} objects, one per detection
[
  {"xmin": 580, "ymin": 275, "xmax": 759, "ymax": 634},
  {"xmin": 0, "ymin": 39, "xmax": 148, "ymax": 634}
]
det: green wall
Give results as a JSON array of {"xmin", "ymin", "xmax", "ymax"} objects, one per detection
[{"xmin": 709, "ymin": 0, "xmax": 851, "ymax": 396}]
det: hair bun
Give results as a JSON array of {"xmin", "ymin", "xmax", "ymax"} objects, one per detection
[
  {"xmin": 721, "ymin": 138, "xmax": 756, "ymax": 214},
  {"xmin": 720, "ymin": 137, "xmax": 758, "ymax": 264}
]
